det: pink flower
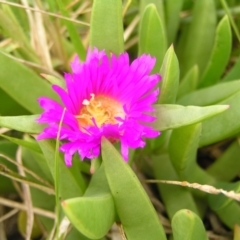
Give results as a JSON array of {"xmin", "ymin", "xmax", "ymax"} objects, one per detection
[{"xmin": 37, "ymin": 48, "xmax": 160, "ymax": 166}]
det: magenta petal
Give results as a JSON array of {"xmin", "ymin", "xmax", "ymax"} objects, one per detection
[{"xmin": 37, "ymin": 47, "xmax": 161, "ymax": 165}]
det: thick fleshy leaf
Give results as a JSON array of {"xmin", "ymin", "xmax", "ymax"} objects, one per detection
[
  {"xmin": 0, "ymin": 141, "xmax": 17, "ymax": 193},
  {"xmin": 102, "ymin": 138, "xmax": 167, "ymax": 240},
  {"xmin": 172, "ymin": 209, "xmax": 208, "ymax": 240},
  {"xmin": 222, "ymin": 54, "xmax": 240, "ymax": 81},
  {"xmin": 208, "ymin": 181, "xmax": 240, "ymax": 229},
  {"xmin": 38, "ymin": 139, "xmax": 86, "ymax": 199},
  {"xmin": 0, "ymin": 88, "xmax": 29, "ymax": 116},
  {"xmin": 200, "ymin": 91, "xmax": 240, "ymax": 146},
  {"xmin": 177, "ymin": 0, "xmax": 216, "ymax": 77},
  {"xmin": 177, "ymin": 65, "xmax": 198, "ymax": 99},
  {"xmin": 66, "ymin": 228, "xmax": 100, "ymax": 240},
  {"xmin": 153, "ymin": 104, "xmax": 229, "ymax": 131},
  {"xmin": 90, "ymin": 0, "xmax": 124, "ymax": 55},
  {"xmin": 0, "ymin": 115, "xmax": 42, "ymax": 133},
  {"xmin": 177, "ymin": 80, "xmax": 240, "ymax": 106},
  {"xmin": 234, "ymin": 225, "xmax": 240, "ymax": 240},
  {"xmin": 169, "ymin": 123, "xmax": 215, "ymax": 187},
  {"xmin": 199, "ymin": 15, "xmax": 231, "ymax": 88},
  {"xmin": 207, "ymin": 141, "xmax": 240, "ymax": 181},
  {"xmin": 0, "ymin": 51, "xmax": 59, "ymax": 113},
  {"xmin": 165, "ymin": 0, "xmax": 184, "ymax": 43},
  {"xmin": 0, "ymin": 6, "xmax": 38, "ymax": 63},
  {"xmin": 158, "ymin": 45, "xmax": 179, "ymax": 104},
  {"xmin": 152, "ymin": 154, "xmax": 200, "ymax": 219},
  {"xmin": 22, "ymin": 148, "xmax": 53, "ymax": 184},
  {"xmin": 62, "ymin": 165, "xmax": 115, "ymax": 239},
  {"xmin": 140, "ymin": 0, "xmax": 165, "ymax": 24},
  {"xmin": 56, "ymin": 0, "xmax": 86, "ymax": 60},
  {"xmin": 41, "ymin": 74, "xmax": 65, "ymax": 88},
  {"xmin": 0, "ymin": 135, "xmax": 41, "ymax": 153},
  {"xmin": 139, "ymin": 4, "xmax": 167, "ymax": 72}
]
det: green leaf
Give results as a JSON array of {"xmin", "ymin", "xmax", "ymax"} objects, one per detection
[
  {"xmin": 56, "ymin": 0, "xmax": 86, "ymax": 60},
  {"xmin": 177, "ymin": 65, "xmax": 198, "ymax": 99},
  {"xmin": 222, "ymin": 54, "xmax": 240, "ymax": 81},
  {"xmin": 207, "ymin": 141, "xmax": 240, "ymax": 181},
  {"xmin": 0, "ymin": 88, "xmax": 29, "ymax": 116},
  {"xmin": 199, "ymin": 15, "xmax": 232, "ymax": 88},
  {"xmin": 66, "ymin": 228, "xmax": 97, "ymax": 240},
  {"xmin": 101, "ymin": 138, "xmax": 167, "ymax": 240},
  {"xmin": 177, "ymin": 0, "xmax": 216, "ymax": 77},
  {"xmin": 234, "ymin": 225, "xmax": 240, "ymax": 240},
  {"xmin": 200, "ymin": 91, "xmax": 240, "ymax": 146},
  {"xmin": 139, "ymin": 4, "xmax": 167, "ymax": 72},
  {"xmin": 152, "ymin": 154, "xmax": 200, "ymax": 219},
  {"xmin": 169, "ymin": 123, "xmax": 215, "ymax": 186},
  {"xmin": 0, "ymin": 52, "xmax": 59, "ymax": 113},
  {"xmin": 158, "ymin": 45, "xmax": 179, "ymax": 103},
  {"xmin": 208, "ymin": 181, "xmax": 240, "ymax": 229},
  {"xmin": 41, "ymin": 74, "xmax": 65, "ymax": 89},
  {"xmin": 62, "ymin": 165, "xmax": 115, "ymax": 239},
  {"xmin": 153, "ymin": 104, "xmax": 229, "ymax": 131},
  {"xmin": 90, "ymin": 0, "xmax": 124, "ymax": 55},
  {"xmin": 165, "ymin": 0, "xmax": 184, "ymax": 43},
  {"xmin": 0, "ymin": 135, "xmax": 41, "ymax": 153},
  {"xmin": 38, "ymin": 139, "xmax": 86, "ymax": 199},
  {"xmin": 22, "ymin": 148, "xmax": 53, "ymax": 184},
  {"xmin": 177, "ymin": 80, "xmax": 240, "ymax": 106},
  {"xmin": 0, "ymin": 6, "xmax": 38, "ymax": 63},
  {"xmin": 0, "ymin": 115, "xmax": 42, "ymax": 133},
  {"xmin": 0, "ymin": 141, "xmax": 17, "ymax": 193},
  {"xmin": 172, "ymin": 209, "xmax": 208, "ymax": 240},
  {"xmin": 140, "ymin": 0, "xmax": 165, "ymax": 25}
]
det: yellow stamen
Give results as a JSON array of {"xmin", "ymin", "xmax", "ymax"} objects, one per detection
[{"xmin": 75, "ymin": 94, "xmax": 124, "ymax": 129}]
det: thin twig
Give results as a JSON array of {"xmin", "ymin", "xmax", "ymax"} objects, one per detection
[
  {"xmin": 0, "ymin": 0, "xmax": 90, "ymax": 26},
  {"xmin": 146, "ymin": 180, "xmax": 240, "ymax": 202}
]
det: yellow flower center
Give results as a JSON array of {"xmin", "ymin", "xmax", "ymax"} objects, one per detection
[{"xmin": 76, "ymin": 93, "xmax": 124, "ymax": 129}]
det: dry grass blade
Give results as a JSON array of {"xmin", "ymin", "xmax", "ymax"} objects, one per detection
[
  {"xmin": 0, "ymin": 164, "xmax": 54, "ymax": 195},
  {"xmin": 16, "ymin": 147, "xmax": 33, "ymax": 240},
  {"xmin": 124, "ymin": 15, "xmax": 139, "ymax": 42},
  {"xmin": 0, "ymin": 128, "xmax": 10, "ymax": 134},
  {"xmin": 125, "ymin": 36, "xmax": 138, "ymax": 50},
  {"xmin": 0, "ymin": 206, "xmax": 7, "ymax": 240},
  {"xmin": 21, "ymin": 0, "xmax": 35, "ymax": 48},
  {"xmin": 0, "ymin": 197, "xmax": 55, "ymax": 219},
  {"xmin": 0, "ymin": 208, "xmax": 19, "ymax": 223},
  {"xmin": 123, "ymin": 0, "xmax": 132, "ymax": 17},
  {"xmin": 0, "ymin": 50, "xmax": 62, "ymax": 78},
  {"xmin": 0, "ymin": 153, "xmax": 53, "ymax": 188},
  {"xmin": 58, "ymin": 217, "xmax": 71, "ymax": 239},
  {"xmin": 33, "ymin": 1, "xmax": 52, "ymax": 69},
  {"xmin": 118, "ymin": 224, "xmax": 127, "ymax": 240},
  {"xmin": 146, "ymin": 180, "xmax": 240, "ymax": 201},
  {"xmin": 71, "ymin": 1, "xmax": 90, "ymax": 19},
  {"xmin": 0, "ymin": 0, "xmax": 90, "ymax": 26}
]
